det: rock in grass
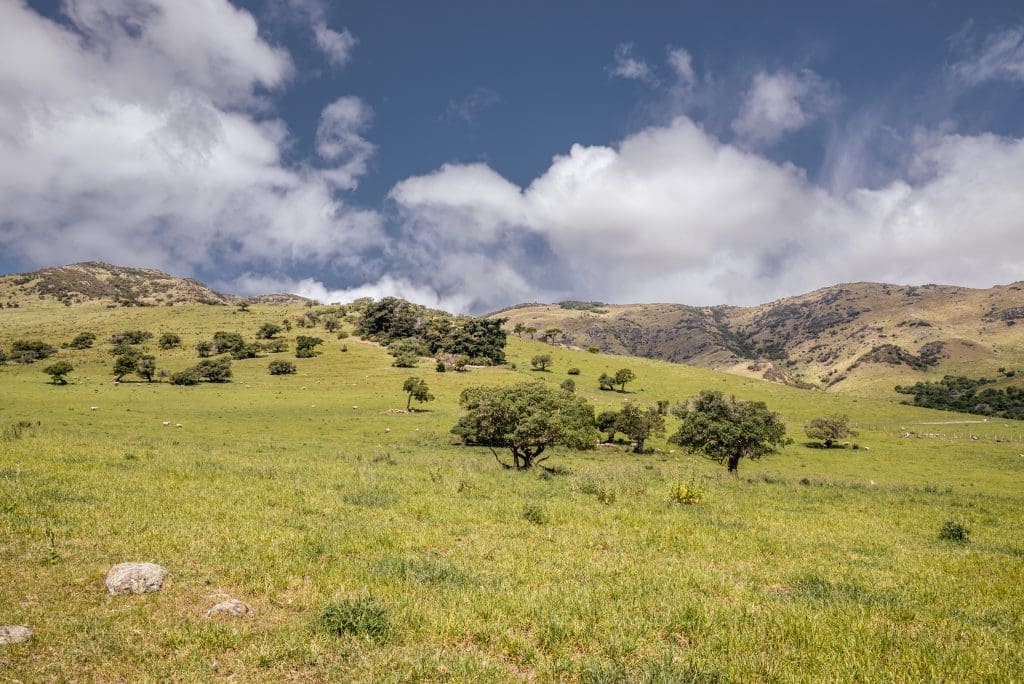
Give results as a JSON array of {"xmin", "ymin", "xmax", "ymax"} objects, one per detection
[
  {"xmin": 105, "ymin": 562, "xmax": 169, "ymax": 595},
  {"xmin": 205, "ymin": 598, "xmax": 251, "ymax": 618},
  {"xmin": 0, "ymin": 625, "xmax": 33, "ymax": 646}
]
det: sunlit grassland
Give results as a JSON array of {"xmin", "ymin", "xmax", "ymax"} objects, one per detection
[{"xmin": 1, "ymin": 303, "xmax": 1022, "ymax": 681}]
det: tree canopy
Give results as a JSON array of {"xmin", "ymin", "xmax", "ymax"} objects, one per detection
[
  {"xmin": 615, "ymin": 401, "xmax": 666, "ymax": 453},
  {"xmin": 669, "ymin": 390, "xmax": 787, "ymax": 473},
  {"xmin": 804, "ymin": 414, "xmax": 856, "ymax": 448},
  {"xmin": 402, "ymin": 377, "xmax": 435, "ymax": 411},
  {"xmin": 452, "ymin": 380, "xmax": 598, "ymax": 470}
]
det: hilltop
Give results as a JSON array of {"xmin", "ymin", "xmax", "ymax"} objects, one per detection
[
  {"xmin": 0, "ymin": 262, "xmax": 310, "ymax": 308},
  {"xmin": 495, "ymin": 282, "xmax": 1024, "ymax": 393}
]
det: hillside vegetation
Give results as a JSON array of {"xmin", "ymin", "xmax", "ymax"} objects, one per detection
[
  {"xmin": 1, "ymin": 294, "xmax": 1022, "ymax": 682},
  {"xmin": 496, "ymin": 282, "xmax": 1024, "ymax": 395}
]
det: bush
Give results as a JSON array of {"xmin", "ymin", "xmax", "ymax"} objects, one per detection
[
  {"xmin": 669, "ymin": 482, "xmax": 704, "ymax": 505},
  {"xmin": 295, "ymin": 335, "xmax": 323, "ymax": 358},
  {"xmin": 262, "ymin": 339, "xmax": 288, "ymax": 353},
  {"xmin": 195, "ymin": 358, "xmax": 232, "ymax": 382},
  {"xmin": 530, "ymin": 354, "xmax": 552, "ymax": 371},
  {"xmin": 68, "ymin": 332, "xmax": 96, "ymax": 349},
  {"xmin": 587, "ymin": 347, "xmax": 599, "ymax": 354},
  {"xmin": 436, "ymin": 360, "xmax": 447, "ymax": 373},
  {"xmin": 158, "ymin": 333, "xmax": 182, "ymax": 350},
  {"xmin": 256, "ymin": 323, "xmax": 281, "ymax": 339},
  {"xmin": 11, "ymin": 340, "xmax": 56, "ymax": 363},
  {"xmin": 938, "ymin": 520, "xmax": 969, "ymax": 543},
  {"xmin": 522, "ymin": 504, "xmax": 548, "ymax": 525},
  {"xmin": 560, "ymin": 379, "xmax": 576, "ymax": 393},
  {"xmin": 567, "ymin": 367, "xmax": 580, "ymax": 375},
  {"xmin": 268, "ymin": 360, "xmax": 297, "ymax": 375},
  {"xmin": 170, "ymin": 369, "xmax": 201, "ymax": 386},
  {"xmin": 230, "ymin": 342, "xmax": 261, "ymax": 360},
  {"xmin": 320, "ymin": 597, "xmax": 391, "ymax": 642},
  {"xmin": 110, "ymin": 330, "xmax": 152, "ymax": 345}
]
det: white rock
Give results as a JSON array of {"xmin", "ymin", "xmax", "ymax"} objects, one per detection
[
  {"xmin": 0, "ymin": 625, "xmax": 32, "ymax": 646},
  {"xmin": 205, "ymin": 598, "xmax": 251, "ymax": 618},
  {"xmin": 105, "ymin": 562, "xmax": 169, "ymax": 595}
]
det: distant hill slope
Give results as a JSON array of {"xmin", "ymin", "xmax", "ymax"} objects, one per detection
[
  {"xmin": 0, "ymin": 262, "xmax": 310, "ymax": 308},
  {"xmin": 494, "ymin": 282, "xmax": 1024, "ymax": 392}
]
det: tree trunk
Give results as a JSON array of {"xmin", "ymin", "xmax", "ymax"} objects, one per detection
[
  {"xmin": 406, "ymin": 393, "xmax": 412, "ymax": 411},
  {"xmin": 633, "ymin": 437, "xmax": 645, "ymax": 454},
  {"xmin": 727, "ymin": 454, "xmax": 741, "ymax": 474}
]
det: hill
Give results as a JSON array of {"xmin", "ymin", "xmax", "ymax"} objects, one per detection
[
  {"xmin": 0, "ymin": 262, "xmax": 310, "ymax": 308},
  {"xmin": 495, "ymin": 282, "xmax": 1024, "ymax": 393},
  {"xmin": 0, "ymin": 298, "xmax": 1022, "ymax": 681}
]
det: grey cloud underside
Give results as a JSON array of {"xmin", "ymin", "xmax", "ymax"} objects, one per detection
[{"xmin": 2, "ymin": 2, "xmax": 1023, "ymax": 315}]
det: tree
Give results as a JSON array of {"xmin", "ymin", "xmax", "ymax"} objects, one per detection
[
  {"xmin": 236, "ymin": 300, "xmax": 250, "ymax": 312},
  {"xmin": 135, "ymin": 355, "xmax": 157, "ymax": 382},
  {"xmin": 524, "ymin": 327, "xmax": 538, "ymax": 339},
  {"xmin": 530, "ymin": 354, "xmax": 552, "ymax": 371},
  {"xmin": 158, "ymin": 333, "xmax": 182, "ymax": 350},
  {"xmin": 669, "ymin": 390, "xmax": 788, "ymax": 474},
  {"xmin": 211, "ymin": 331, "xmax": 245, "ymax": 355},
  {"xmin": 402, "ymin": 377, "xmax": 435, "ymax": 411},
  {"xmin": 44, "ymin": 361, "xmax": 73, "ymax": 385},
  {"xmin": 596, "ymin": 410, "xmax": 620, "ymax": 443},
  {"xmin": 615, "ymin": 401, "xmax": 665, "ymax": 454},
  {"xmin": 171, "ymin": 368, "xmax": 201, "ymax": 386},
  {"xmin": 804, "ymin": 414, "xmax": 856, "ymax": 448},
  {"xmin": 194, "ymin": 358, "xmax": 232, "ymax": 383},
  {"xmin": 542, "ymin": 328, "xmax": 562, "ymax": 343},
  {"xmin": 11, "ymin": 340, "xmax": 56, "ymax": 364},
  {"xmin": 613, "ymin": 368, "xmax": 636, "ymax": 392},
  {"xmin": 295, "ymin": 336, "xmax": 323, "ymax": 358},
  {"xmin": 388, "ymin": 338, "xmax": 424, "ymax": 367},
  {"xmin": 321, "ymin": 315, "xmax": 340, "ymax": 332},
  {"xmin": 268, "ymin": 360, "xmax": 297, "ymax": 375},
  {"xmin": 598, "ymin": 373, "xmax": 615, "ymax": 391},
  {"xmin": 68, "ymin": 332, "xmax": 96, "ymax": 349},
  {"xmin": 560, "ymin": 378, "xmax": 576, "ymax": 393},
  {"xmin": 452, "ymin": 380, "xmax": 598, "ymax": 470},
  {"xmin": 113, "ymin": 351, "xmax": 141, "ymax": 381},
  {"xmin": 513, "ymin": 322, "xmax": 526, "ymax": 338},
  {"xmin": 256, "ymin": 323, "xmax": 281, "ymax": 339}
]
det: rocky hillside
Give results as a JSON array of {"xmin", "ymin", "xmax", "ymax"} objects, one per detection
[
  {"xmin": 0, "ymin": 262, "xmax": 310, "ymax": 308},
  {"xmin": 494, "ymin": 283, "xmax": 1024, "ymax": 392}
]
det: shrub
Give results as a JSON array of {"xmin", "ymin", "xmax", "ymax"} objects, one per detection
[
  {"xmin": 938, "ymin": 520, "xmax": 969, "ymax": 543},
  {"xmin": 804, "ymin": 414, "xmax": 856, "ymax": 448},
  {"xmin": 195, "ymin": 358, "xmax": 232, "ymax": 382},
  {"xmin": 268, "ymin": 360, "xmax": 297, "ymax": 375},
  {"xmin": 670, "ymin": 482, "xmax": 704, "ymax": 505},
  {"xmin": 262, "ymin": 339, "xmax": 288, "ymax": 353},
  {"xmin": 211, "ymin": 331, "xmax": 245, "ymax": 355},
  {"xmin": 320, "ymin": 597, "xmax": 391, "ymax": 642},
  {"xmin": 587, "ymin": 347, "xmax": 599, "ymax": 354},
  {"xmin": 110, "ymin": 330, "xmax": 152, "ymax": 345},
  {"xmin": 158, "ymin": 332, "xmax": 182, "ymax": 350},
  {"xmin": 436, "ymin": 360, "xmax": 447, "ymax": 372},
  {"xmin": 11, "ymin": 340, "xmax": 56, "ymax": 363},
  {"xmin": 44, "ymin": 361, "xmax": 74, "ymax": 384},
  {"xmin": 567, "ymin": 367, "xmax": 581, "ymax": 375},
  {"xmin": 522, "ymin": 504, "xmax": 548, "ymax": 525},
  {"xmin": 170, "ymin": 369, "xmax": 201, "ymax": 386},
  {"xmin": 560, "ymin": 379, "xmax": 576, "ymax": 393},
  {"xmin": 195, "ymin": 341, "xmax": 215, "ymax": 358},
  {"xmin": 256, "ymin": 323, "xmax": 281, "ymax": 339},
  {"xmin": 230, "ymin": 342, "xmax": 261, "ymax": 360},
  {"xmin": 68, "ymin": 332, "xmax": 96, "ymax": 349}
]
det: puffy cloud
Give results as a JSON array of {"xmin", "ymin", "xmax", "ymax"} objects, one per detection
[
  {"xmin": 732, "ymin": 69, "xmax": 837, "ymax": 145},
  {"xmin": 608, "ymin": 43, "xmax": 659, "ymax": 86},
  {"xmin": 0, "ymin": 1, "xmax": 380, "ymax": 275},
  {"xmin": 315, "ymin": 96, "xmax": 375, "ymax": 189},
  {"xmin": 387, "ymin": 117, "xmax": 1024, "ymax": 309},
  {"xmin": 313, "ymin": 22, "xmax": 357, "ymax": 67},
  {"xmin": 950, "ymin": 26, "xmax": 1024, "ymax": 85}
]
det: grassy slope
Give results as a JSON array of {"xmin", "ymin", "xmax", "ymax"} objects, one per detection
[{"xmin": 1, "ymin": 302, "xmax": 1023, "ymax": 682}]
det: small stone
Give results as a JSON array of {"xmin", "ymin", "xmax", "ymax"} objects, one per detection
[
  {"xmin": 0, "ymin": 625, "xmax": 32, "ymax": 646},
  {"xmin": 205, "ymin": 598, "xmax": 251, "ymax": 618},
  {"xmin": 105, "ymin": 562, "xmax": 169, "ymax": 595}
]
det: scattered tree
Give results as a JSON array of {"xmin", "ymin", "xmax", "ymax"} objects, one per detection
[
  {"xmin": 295, "ymin": 336, "xmax": 324, "ymax": 358},
  {"xmin": 113, "ymin": 350, "xmax": 141, "ymax": 381},
  {"xmin": 402, "ymin": 377, "xmax": 435, "ymax": 411},
  {"xmin": 560, "ymin": 378, "xmax": 576, "ymax": 393},
  {"xmin": 596, "ymin": 410, "xmax": 620, "ymax": 443},
  {"xmin": 804, "ymin": 414, "xmax": 856, "ymax": 448},
  {"xmin": 44, "ymin": 361, "xmax": 74, "ymax": 385},
  {"xmin": 513, "ymin": 322, "xmax": 526, "ymax": 337},
  {"xmin": 236, "ymin": 301, "xmax": 250, "ymax": 312},
  {"xmin": 530, "ymin": 354, "xmax": 553, "ymax": 371},
  {"xmin": 262, "ymin": 339, "xmax": 288, "ymax": 353},
  {"xmin": 135, "ymin": 355, "xmax": 157, "ymax": 382},
  {"xmin": 598, "ymin": 372, "xmax": 615, "ymax": 391},
  {"xmin": 110, "ymin": 330, "xmax": 152, "ymax": 345},
  {"xmin": 613, "ymin": 368, "xmax": 636, "ymax": 392},
  {"xmin": 268, "ymin": 360, "xmax": 297, "ymax": 375},
  {"xmin": 195, "ymin": 341, "xmax": 215, "ymax": 358},
  {"xmin": 194, "ymin": 358, "xmax": 232, "ymax": 383},
  {"xmin": 171, "ymin": 368, "xmax": 201, "ymax": 386},
  {"xmin": 567, "ymin": 367, "xmax": 581, "ymax": 375},
  {"xmin": 11, "ymin": 340, "xmax": 56, "ymax": 364},
  {"xmin": 615, "ymin": 401, "xmax": 666, "ymax": 454},
  {"xmin": 230, "ymin": 343, "xmax": 261, "ymax": 360},
  {"xmin": 669, "ymin": 390, "xmax": 788, "ymax": 474},
  {"xmin": 452, "ymin": 380, "xmax": 598, "ymax": 470},
  {"xmin": 158, "ymin": 332, "xmax": 182, "ymax": 350},
  {"xmin": 257, "ymin": 323, "xmax": 282, "ymax": 339}
]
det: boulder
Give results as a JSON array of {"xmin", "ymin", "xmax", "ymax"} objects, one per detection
[
  {"xmin": 0, "ymin": 625, "xmax": 32, "ymax": 646},
  {"xmin": 205, "ymin": 598, "xmax": 251, "ymax": 618},
  {"xmin": 105, "ymin": 562, "xmax": 169, "ymax": 595}
]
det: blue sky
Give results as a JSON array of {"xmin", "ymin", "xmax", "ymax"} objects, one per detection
[{"xmin": 2, "ymin": 0, "xmax": 1024, "ymax": 311}]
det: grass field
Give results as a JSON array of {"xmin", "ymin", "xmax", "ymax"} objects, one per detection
[{"xmin": 2, "ymin": 303, "xmax": 1023, "ymax": 681}]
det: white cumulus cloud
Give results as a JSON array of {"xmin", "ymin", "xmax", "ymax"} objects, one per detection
[{"xmin": 732, "ymin": 69, "xmax": 837, "ymax": 145}]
